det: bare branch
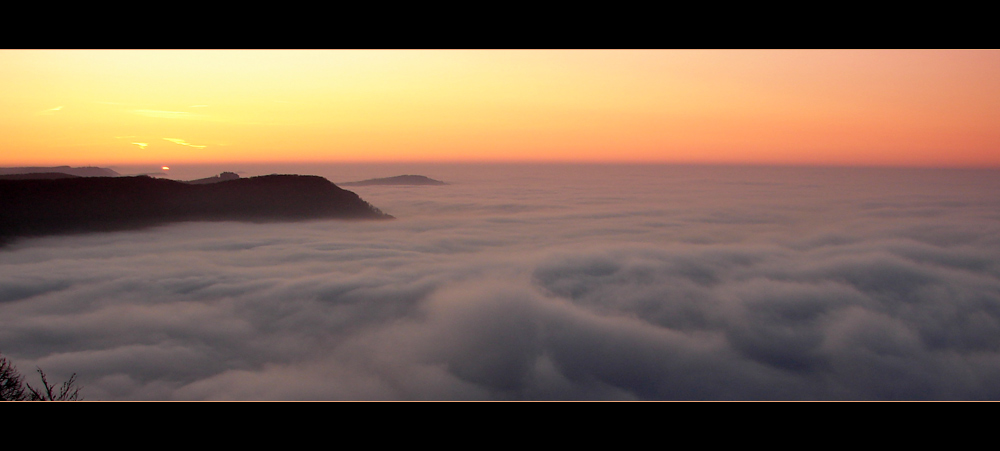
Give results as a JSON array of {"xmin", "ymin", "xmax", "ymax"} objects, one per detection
[
  {"xmin": 1, "ymin": 352, "xmax": 82, "ymax": 401},
  {"xmin": 26, "ymin": 368, "xmax": 82, "ymax": 401},
  {"xmin": 0, "ymin": 353, "xmax": 27, "ymax": 401}
]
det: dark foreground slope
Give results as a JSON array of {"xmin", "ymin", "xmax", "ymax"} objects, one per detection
[
  {"xmin": 0, "ymin": 175, "xmax": 391, "ymax": 245},
  {"xmin": 341, "ymin": 175, "xmax": 447, "ymax": 186}
]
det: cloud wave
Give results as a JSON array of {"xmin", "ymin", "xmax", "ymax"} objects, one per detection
[{"xmin": 2, "ymin": 164, "xmax": 1000, "ymax": 400}]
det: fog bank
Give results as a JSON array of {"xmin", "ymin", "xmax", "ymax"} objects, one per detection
[{"xmin": 3, "ymin": 164, "xmax": 1000, "ymax": 400}]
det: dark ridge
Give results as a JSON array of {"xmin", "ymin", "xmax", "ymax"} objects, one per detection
[
  {"xmin": 185, "ymin": 172, "xmax": 241, "ymax": 185},
  {"xmin": 0, "ymin": 174, "xmax": 392, "ymax": 246},
  {"xmin": 0, "ymin": 166, "xmax": 120, "ymax": 177},
  {"xmin": 340, "ymin": 175, "xmax": 447, "ymax": 186},
  {"xmin": 0, "ymin": 173, "xmax": 81, "ymax": 180}
]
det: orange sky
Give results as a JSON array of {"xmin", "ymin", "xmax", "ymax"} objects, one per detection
[{"xmin": 2, "ymin": 49, "xmax": 999, "ymax": 167}]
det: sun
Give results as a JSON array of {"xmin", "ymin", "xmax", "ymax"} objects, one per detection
[{"xmin": 162, "ymin": 166, "xmax": 170, "ymax": 171}]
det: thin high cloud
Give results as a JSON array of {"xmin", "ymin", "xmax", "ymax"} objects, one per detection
[
  {"xmin": 38, "ymin": 106, "xmax": 63, "ymax": 115},
  {"xmin": 163, "ymin": 138, "xmax": 206, "ymax": 149},
  {"xmin": 2, "ymin": 165, "xmax": 1000, "ymax": 400}
]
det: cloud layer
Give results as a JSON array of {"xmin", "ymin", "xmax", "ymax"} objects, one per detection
[{"xmin": 2, "ymin": 164, "xmax": 1000, "ymax": 400}]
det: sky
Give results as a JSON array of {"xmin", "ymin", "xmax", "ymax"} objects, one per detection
[{"xmin": 2, "ymin": 49, "xmax": 1000, "ymax": 168}]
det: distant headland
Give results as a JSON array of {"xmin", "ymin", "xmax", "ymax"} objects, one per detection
[
  {"xmin": 185, "ymin": 171, "xmax": 241, "ymax": 185},
  {"xmin": 0, "ymin": 173, "xmax": 392, "ymax": 246},
  {"xmin": 340, "ymin": 175, "xmax": 447, "ymax": 186},
  {"xmin": 0, "ymin": 166, "xmax": 120, "ymax": 178}
]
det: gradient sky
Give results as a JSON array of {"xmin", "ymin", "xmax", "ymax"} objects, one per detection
[{"xmin": 2, "ymin": 49, "xmax": 999, "ymax": 167}]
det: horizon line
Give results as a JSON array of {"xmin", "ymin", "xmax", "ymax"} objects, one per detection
[{"xmin": 4, "ymin": 160, "xmax": 1000, "ymax": 171}]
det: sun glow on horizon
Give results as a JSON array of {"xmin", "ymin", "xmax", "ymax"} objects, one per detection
[{"xmin": 3, "ymin": 50, "xmax": 1000, "ymax": 168}]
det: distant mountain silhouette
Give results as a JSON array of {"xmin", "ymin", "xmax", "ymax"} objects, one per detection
[
  {"xmin": 186, "ymin": 172, "xmax": 241, "ymax": 185},
  {"xmin": 0, "ymin": 172, "xmax": 80, "ymax": 180},
  {"xmin": 0, "ymin": 166, "xmax": 120, "ymax": 177},
  {"xmin": 340, "ymin": 175, "xmax": 447, "ymax": 186},
  {"xmin": 0, "ymin": 175, "xmax": 392, "ymax": 245}
]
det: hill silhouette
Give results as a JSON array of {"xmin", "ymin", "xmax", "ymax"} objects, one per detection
[
  {"xmin": 0, "ymin": 172, "xmax": 80, "ymax": 181},
  {"xmin": 185, "ymin": 172, "xmax": 241, "ymax": 185},
  {"xmin": 340, "ymin": 175, "xmax": 446, "ymax": 186},
  {"xmin": 0, "ymin": 166, "xmax": 119, "ymax": 177},
  {"xmin": 0, "ymin": 175, "xmax": 392, "ymax": 245}
]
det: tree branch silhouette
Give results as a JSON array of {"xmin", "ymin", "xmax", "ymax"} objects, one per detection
[{"xmin": 0, "ymin": 352, "xmax": 81, "ymax": 401}]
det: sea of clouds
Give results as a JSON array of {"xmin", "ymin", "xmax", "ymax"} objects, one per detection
[{"xmin": 3, "ymin": 163, "xmax": 1000, "ymax": 400}]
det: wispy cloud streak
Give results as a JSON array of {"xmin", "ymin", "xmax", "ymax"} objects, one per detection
[
  {"xmin": 38, "ymin": 106, "xmax": 63, "ymax": 115},
  {"xmin": 162, "ymin": 138, "xmax": 206, "ymax": 149}
]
